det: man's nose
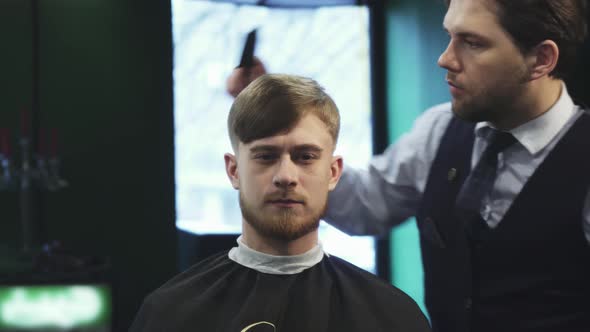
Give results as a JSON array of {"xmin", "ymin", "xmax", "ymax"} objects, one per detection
[
  {"xmin": 437, "ymin": 41, "xmax": 461, "ymax": 72},
  {"xmin": 272, "ymin": 158, "xmax": 298, "ymax": 189}
]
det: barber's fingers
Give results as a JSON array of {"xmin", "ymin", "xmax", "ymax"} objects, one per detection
[
  {"xmin": 225, "ymin": 57, "xmax": 267, "ymax": 97},
  {"xmin": 226, "ymin": 67, "xmax": 250, "ymax": 97}
]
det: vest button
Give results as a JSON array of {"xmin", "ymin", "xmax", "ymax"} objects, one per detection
[{"xmin": 447, "ymin": 168, "xmax": 458, "ymax": 181}]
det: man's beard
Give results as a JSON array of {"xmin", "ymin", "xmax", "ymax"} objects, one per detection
[
  {"xmin": 451, "ymin": 67, "xmax": 529, "ymax": 123},
  {"xmin": 452, "ymin": 90, "xmax": 503, "ymax": 123},
  {"xmin": 239, "ymin": 191, "xmax": 325, "ymax": 241}
]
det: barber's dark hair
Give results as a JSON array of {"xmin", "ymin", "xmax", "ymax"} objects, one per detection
[
  {"xmin": 444, "ymin": 0, "xmax": 588, "ymax": 79},
  {"xmin": 228, "ymin": 74, "xmax": 340, "ymax": 150}
]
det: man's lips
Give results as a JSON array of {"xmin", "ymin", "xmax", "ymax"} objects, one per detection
[
  {"xmin": 447, "ymin": 80, "xmax": 463, "ymax": 89},
  {"xmin": 447, "ymin": 79, "xmax": 465, "ymax": 96},
  {"xmin": 266, "ymin": 196, "xmax": 305, "ymax": 207},
  {"xmin": 268, "ymin": 199, "xmax": 303, "ymax": 204}
]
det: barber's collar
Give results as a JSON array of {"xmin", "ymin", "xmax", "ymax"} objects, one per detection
[
  {"xmin": 475, "ymin": 83, "xmax": 576, "ymax": 155},
  {"xmin": 228, "ymin": 235, "xmax": 325, "ymax": 275}
]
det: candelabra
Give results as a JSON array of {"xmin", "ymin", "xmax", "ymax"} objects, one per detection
[{"xmin": 0, "ymin": 126, "xmax": 68, "ymax": 254}]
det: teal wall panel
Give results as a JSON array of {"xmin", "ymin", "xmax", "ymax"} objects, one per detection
[{"xmin": 386, "ymin": 0, "xmax": 449, "ymax": 317}]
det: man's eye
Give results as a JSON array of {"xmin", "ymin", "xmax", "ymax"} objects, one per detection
[
  {"xmin": 296, "ymin": 153, "xmax": 317, "ymax": 162},
  {"xmin": 255, "ymin": 154, "xmax": 276, "ymax": 161},
  {"xmin": 465, "ymin": 40, "xmax": 482, "ymax": 49}
]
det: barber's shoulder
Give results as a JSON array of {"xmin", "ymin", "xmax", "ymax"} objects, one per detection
[
  {"xmin": 403, "ymin": 102, "xmax": 454, "ymax": 142},
  {"xmin": 425, "ymin": 101, "xmax": 453, "ymax": 113},
  {"xmin": 417, "ymin": 102, "xmax": 454, "ymax": 125}
]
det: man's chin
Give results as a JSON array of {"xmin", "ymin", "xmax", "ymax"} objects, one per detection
[
  {"xmin": 451, "ymin": 102, "xmax": 487, "ymax": 123},
  {"xmin": 247, "ymin": 217, "xmax": 320, "ymax": 242}
]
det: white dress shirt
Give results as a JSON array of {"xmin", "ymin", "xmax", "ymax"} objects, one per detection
[{"xmin": 325, "ymin": 84, "xmax": 590, "ymax": 244}]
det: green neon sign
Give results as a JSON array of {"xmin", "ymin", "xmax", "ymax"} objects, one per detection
[{"xmin": 0, "ymin": 285, "xmax": 111, "ymax": 329}]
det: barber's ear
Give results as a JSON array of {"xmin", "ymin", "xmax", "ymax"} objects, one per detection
[
  {"xmin": 528, "ymin": 40, "xmax": 559, "ymax": 81},
  {"xmin": 328, "ymin": 156, "xmax": 343, "ymax": 191},
  {"xmin": 224, "ymin": 153, "xmax": 240, "ymax": 189}
]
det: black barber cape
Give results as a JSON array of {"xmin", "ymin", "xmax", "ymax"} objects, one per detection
[{"xmin": 130, "ymin": 241, "xmax": 430, "ymax": 332}]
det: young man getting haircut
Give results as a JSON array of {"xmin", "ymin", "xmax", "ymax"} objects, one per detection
[{"xmin": 130, "ymin": 74, "xmax": 431, "ymax": 332}]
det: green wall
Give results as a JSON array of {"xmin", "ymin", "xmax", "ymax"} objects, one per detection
[
  {"xmin": 386, "ymin": 0, "xmax": 449, "ymax": 315},
  {"xmin": 0, "ymin": 1, "xmax": 177, "ymax": 330}
]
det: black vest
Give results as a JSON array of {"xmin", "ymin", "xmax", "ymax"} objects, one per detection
[{"xmin": 416, "ymin": 112, "xmax": 590, "ymax": 332}]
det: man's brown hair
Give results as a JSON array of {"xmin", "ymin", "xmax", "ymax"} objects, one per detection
[
  {"xmin": 227, "ymin": 74, "xmax": 340, "ymax": 150},
  {"xmin": 444, "ymin": 0, "xmax": 588, "ymax": 79}
]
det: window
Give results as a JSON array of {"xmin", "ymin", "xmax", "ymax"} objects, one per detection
[{"xmin": 172, "ymin": 0, "xmax": 376, "ymax": 272}]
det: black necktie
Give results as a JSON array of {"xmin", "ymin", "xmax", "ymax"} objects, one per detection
[{"xmin": 455, "ymin": 129, "xmax": 517, "ymax": 239}]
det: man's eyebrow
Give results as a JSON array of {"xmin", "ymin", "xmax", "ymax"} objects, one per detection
[
  {"xmin": 249, "ymin": 145, "xmax": 280, "ymax": 153},
  {"xmin": 249, "ymin": 144, "xmax": 324, "ymax": 153},
  {"xmin": 457, "ymin": 31, "xmax": 489, "ymax": 41},
  {"xmin": 443, "ymin": 26, "xmax": 491, "ymax": 42},
  {"xmin": 292, "ymin": 144, "xmax": 323, "ymax": 153}
]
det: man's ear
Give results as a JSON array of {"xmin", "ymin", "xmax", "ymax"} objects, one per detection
[
  {"xmin": 224, "ymin": 153, "xmax": 240, "ymax": 189},
  {"xmin": 527, "ymin": 40, "xmax": 559, "ymax": 81},
  {"xmin": 328, "ymin": 155, "xmax": 343, "ymax": 191}
]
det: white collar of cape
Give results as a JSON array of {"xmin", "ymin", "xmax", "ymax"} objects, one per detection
[{"xmin": 228, "ymin": 235, "xmax": 327, "ymax": 275}]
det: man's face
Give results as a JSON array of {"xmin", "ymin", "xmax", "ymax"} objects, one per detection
[
  {"xmin": 225, "ymin": 113, "xmax": 342, "ymax": 241},
  {"xmin": 438, "ymin": 0, "xmax": 532, "ymax": 124}
]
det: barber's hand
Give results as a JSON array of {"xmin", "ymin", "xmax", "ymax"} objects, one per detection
[{"xmin": 226, "ymin": 57, "xmax": 267, "ymax": 98}]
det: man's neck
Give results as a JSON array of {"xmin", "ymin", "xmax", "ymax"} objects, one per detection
[
  {"xmin": 492, "ymin": 78, "xmax": 563, "ymax": 131},
  {"xmin": 241, "ymin": 222, "xmax": 319, "ymax": 256}
]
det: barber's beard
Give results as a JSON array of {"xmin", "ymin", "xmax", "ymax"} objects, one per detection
[
  {"xmin": 239, "ymin": 191, "xmax": 325, "ymax": 241},
  {"xmin": 451, "ymin": 66, "xmax": 529, "ymax": 123}
]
